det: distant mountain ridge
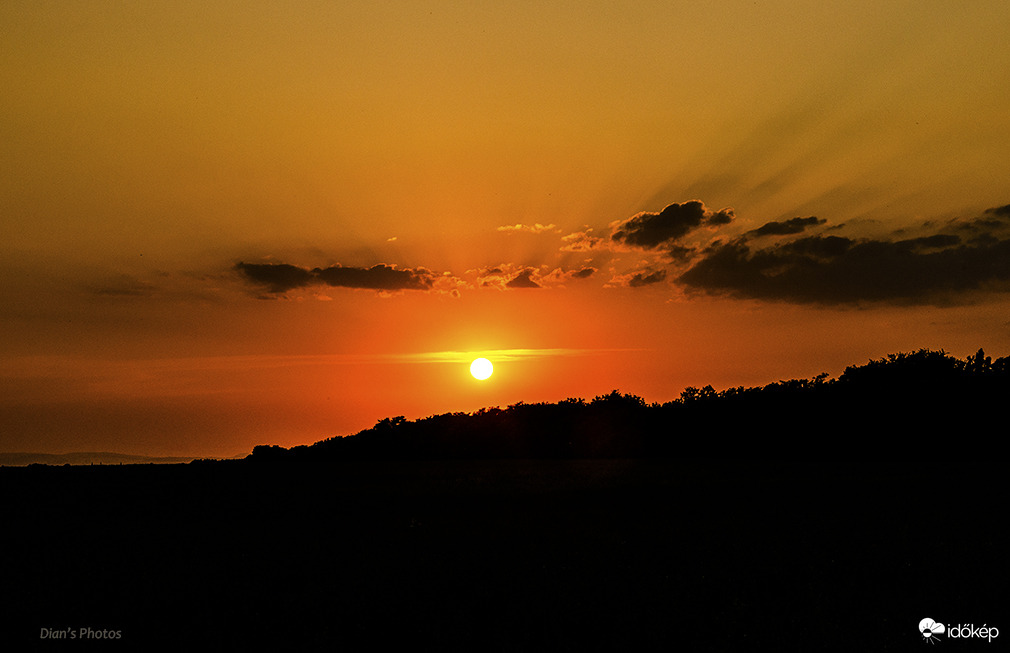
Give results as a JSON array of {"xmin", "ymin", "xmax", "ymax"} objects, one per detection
[{"xmin": 0, "ymin": 452, "xmax": 220, "ymax": 467}]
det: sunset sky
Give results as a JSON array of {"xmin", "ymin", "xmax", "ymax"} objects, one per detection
[{"xmin": 3, "ymin": 1, "xmax": 1010, "ymax": 457}]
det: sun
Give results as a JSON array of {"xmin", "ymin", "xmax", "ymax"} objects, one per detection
[{"xmin": 470, "ymin": 358, "xmax": 493, "ymax": 380}]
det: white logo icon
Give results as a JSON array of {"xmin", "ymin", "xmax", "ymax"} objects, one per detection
[{"xmin": 921, "ymin": 618, "xmax": 945, "ymax": 644}]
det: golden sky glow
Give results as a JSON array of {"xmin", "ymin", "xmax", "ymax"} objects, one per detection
[{"xmin": 3, "ymin": 1, "xmax": 1010, "ymax": 456}]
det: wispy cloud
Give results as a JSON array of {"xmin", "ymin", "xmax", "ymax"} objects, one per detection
[
  {"xmin": 4, "ymin": 348, "xmax": 644, "ymax": 387},
  {"xmin": 497, "ymin": 223, "xmax": 561, "ymax": 234},
  {"xmin": 560, "ymin": 229, "xmax": 605, "ymax": 252},
  {"xmin": 471, "ymin": 264, "xmax": 594, "ymax": 291},
  {"xmin": 392, "ymin": 347, "xmax": 644, "ymax": 364}
]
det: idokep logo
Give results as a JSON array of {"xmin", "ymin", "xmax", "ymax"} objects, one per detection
[
  {"xmin": 920, "ymin": 618, "xmax": 945, "ymax": 644},
  {"xmin": 920, "ymin": 618, "xmax": 1000, "ymax": 644}
]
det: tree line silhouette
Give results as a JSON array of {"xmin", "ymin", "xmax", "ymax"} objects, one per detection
[{"xmin": 248, "ymin": 348, "xmax": 1008, "ymax": 462}]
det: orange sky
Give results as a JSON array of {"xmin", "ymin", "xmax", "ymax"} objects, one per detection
[{"xmin": 3, "ymin": 1, "xmax": 1010, "ymax": 457}]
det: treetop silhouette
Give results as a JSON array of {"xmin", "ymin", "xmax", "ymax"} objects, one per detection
[{"xmin": 249, "ymin": 348, "xmax": 1008, "ymax": 462}]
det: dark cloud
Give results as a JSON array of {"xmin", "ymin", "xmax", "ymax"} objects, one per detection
[
  {"xmin": 678, "ymin": 233, "xmax": 1010, "ymax": 305},
  {"xmin": 536, "ymin": 266, "xmax": 597, "ymax": 286},
  {"xmin": 606, "ymin": 268, "xmax": 668, "ymax": 288},
  {"xmin": 89, "ymin": 274, "xmax": 160, "ymax": 298},
  {"xmin": 235, "ymin": 262, "xmax": 435, "ymax": 294},
  {"xmin": 778, "ymin": 235, "xmax": 854, "ymax": 259},
  {"xmin": 234, "ymin": 263, "xmax": 315, "ymax": 293},
  {"xmin": 954, "ymin": 205, "xmax": 1010, "ymax": 241},
  {"xmin": 611, "ymin": 200, "xmax": 734, "ymax": 249},
  {"xmin": 313, "ymin": 264, "xmax": 434, "ymax": 291},
  {"xmin": 234, "ymin": 202, "xmax": 1010, "ymax": 305},
  {"xmin": 899, "ymin": 234, "xmax": 961, "ymax": 250},
  {"xmin": 748, "ymin": 216, "xmax": 825, "ymax": 237},
  {"xmin": 596, "ymin": 199, "xmax": 1010, "ymax": 305},
  {"xmin": 628, "ymin": 269, "xmax": 667, "ymax": 287},
  {"xmin": 505, "ymin": 269, "xmax": 542, "ymax": 289},
  {"xmin": 667, "ymin": 244, "xmax": 697, "ymax": 262}
]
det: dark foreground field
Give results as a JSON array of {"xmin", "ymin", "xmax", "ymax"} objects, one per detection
[{"xmin": 2, "ymin": 458, "xmax": 1005, "ymax": 651}]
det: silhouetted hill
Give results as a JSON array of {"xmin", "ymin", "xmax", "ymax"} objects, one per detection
[
  {"xmin": 250, "ymin": 348, "xmax": 1009, "ymax": 462},
  {"xmin": 3, "ymin": 350, "xmax": 1005, "ymax": 650}
]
